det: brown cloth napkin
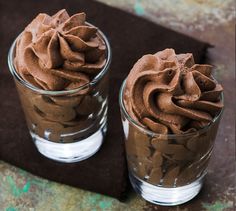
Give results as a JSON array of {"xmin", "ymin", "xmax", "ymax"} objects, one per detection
[{"xmin": 0, "ymin": 0, "xmax": 209, "ymax": 200}]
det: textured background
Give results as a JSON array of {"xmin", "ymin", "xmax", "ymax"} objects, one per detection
[{"xmin": 0, "ymin": 0, "xmax": 235, "ymax": 210}]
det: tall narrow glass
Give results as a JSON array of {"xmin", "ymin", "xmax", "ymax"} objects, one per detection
[
  {"xmin": 8, "ymin": 26, "xmax": 111, "ymax": 163},
  {"xmin": 119, "ymin": 79, "xmax": 223, "ymax": 206}
]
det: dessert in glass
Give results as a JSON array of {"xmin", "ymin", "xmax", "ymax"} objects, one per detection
[
  {"xmin": 8, "ymin": 9, "xmax": 111, "ymax": 163},
  {"xmin": 119, "ymin": 49, "xmax": 223, "ymax": 205}
]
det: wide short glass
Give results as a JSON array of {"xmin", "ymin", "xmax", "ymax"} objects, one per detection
[
  {"xmin": 8, "ymin": 27, "xmax": 111, "ymax": 163},
  {"xmin": 119, "ymin": 80, "xmax": 223, "ymax": 206}
]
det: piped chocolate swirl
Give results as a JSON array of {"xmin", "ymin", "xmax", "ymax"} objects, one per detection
[
  {"xmin": 124, "ymin": 48, "xmax": 223, "ymax": 134},
  {"xmin": 14, "ymin": 9, "xmax": 106, "ymax": 91}
]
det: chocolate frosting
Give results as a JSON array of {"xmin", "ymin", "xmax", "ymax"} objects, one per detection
[
  {"xmin": 124, "ymin": 49, "xmax": 223, "ymax": 134},
  {"xmin": 14, "ymin": 9, "xmax": 106, "ymax": 90}
]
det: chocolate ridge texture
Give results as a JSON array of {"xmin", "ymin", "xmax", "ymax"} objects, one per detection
[
  {"xmin": 14, "ymin": 9, "xmax": 106, "ymax": 91},
  {"xmin": 124, "ymin": 48, "xmax": 223, "ymax": 134}
]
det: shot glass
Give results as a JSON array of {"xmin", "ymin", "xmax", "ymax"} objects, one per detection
[
  {"xmin": 119, "ymin": 79, "xmax": 223, "ymax": 206},
  {"xmin": 8, "ymin": 26, "xmax": 111, "ymax": 163}
]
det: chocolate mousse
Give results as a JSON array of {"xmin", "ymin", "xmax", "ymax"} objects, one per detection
[
  {"xmin": 123, "ymin": 49, "xmax": 223, "ymax": 187},
  {"xmin": 14, "ymin": 9, "xmax": 108, "ymax": 143}
]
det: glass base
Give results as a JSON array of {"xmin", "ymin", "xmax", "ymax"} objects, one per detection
[
  {"xmin": 129, "ymin": 172, "xmax": 205, "ymax": 206},
  {"xmin": 30, "ymin": 124, "xmax": 107, "ymax": 163}
]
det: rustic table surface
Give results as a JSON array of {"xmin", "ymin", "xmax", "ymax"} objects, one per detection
[{"xmin": 0, "ymin": 0, "xmax": 235, "ymax": 210}]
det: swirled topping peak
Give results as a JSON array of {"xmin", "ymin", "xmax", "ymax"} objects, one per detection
[
  {"xmin": 14, "ymin": 9, "xmax": 106, "ymax": 90},
  {"xmin": 124, "ymin": 49, "xmax": 223, "ymax": 134}
]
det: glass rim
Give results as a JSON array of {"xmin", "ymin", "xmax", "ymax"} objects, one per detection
[
  {"xmin": 119, "ymin": 78, "xmax": 224, "ymax": 138},
  {"xmin": 8, "ymin": 22, "xmax": 112, "ymax": 96}
]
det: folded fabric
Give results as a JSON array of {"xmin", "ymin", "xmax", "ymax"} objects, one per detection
[{"xmin": 0, "ymin": 0, "xmax": 209, "ymax": 200}]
